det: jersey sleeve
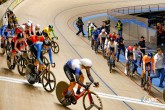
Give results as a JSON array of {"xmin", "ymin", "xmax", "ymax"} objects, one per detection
[
  {"xmin": 75, "ymin": 67, "xmax": 81, "ymax": 75},
  {"xmin": 48, "ymin": 47, "xmax": 53, "ymax": 63},
  {"xmin": 34, "ymin": 43, "xmax": 43, "ymax": 64}
]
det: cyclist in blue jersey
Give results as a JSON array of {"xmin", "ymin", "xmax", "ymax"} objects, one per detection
[
  {"xmin": 30, "ymin": 40, "xmax": 54, "ymax": 75},
  {"xmin": 63, "ymin": 58, "xmax": 99, "ymax": 103},
  {"xmin": 0, "ymin": 24, "xmax": 15, "ymax": 53}
]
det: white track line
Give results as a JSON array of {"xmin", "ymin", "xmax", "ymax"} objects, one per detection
[{"xmin": 0, "ymin": 76, "xmax": 165, "ymax": 108}]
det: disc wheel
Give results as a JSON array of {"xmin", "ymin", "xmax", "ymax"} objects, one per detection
[
  {"xmin": 17, "ymin": 58, "xmax": 28, "ymax": 76},
  {"xmin": 83, "ymin": 91, "xmax": 103, "ymax": 110},
  {"xmin": 51, "ymin": 41, "xmax": 59, "ymax": 54},
  {"xmin": 56, "ymin": 81, "xmax": 69, "ymax": 106},
  {"xmin": 41, "ymin": 70, "xmax": 56, "ymax": 92}
]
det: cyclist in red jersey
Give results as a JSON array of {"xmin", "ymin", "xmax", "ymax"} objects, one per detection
[{"xmin": 10, "ymin": 33, "xmax": 28, "ymax": 69}]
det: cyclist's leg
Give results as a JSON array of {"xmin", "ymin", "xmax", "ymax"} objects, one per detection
[
  {"xmin": 125, "ymin": 60, "xmax": 129, "ymax": 75},
  {"xmin": 117, "ymin": 48, "xmax": 121, "ymax": 61},
  {"xmin": 63, "ymin": 64, "xmax": 76, "ymax": 96},
  {"xmin": 77, "ymin": 73, "xmax": 84, "ymax": 94},
  {"xmin": 159, "ymin": 68, "xmax": 165, "ymax": 86}
]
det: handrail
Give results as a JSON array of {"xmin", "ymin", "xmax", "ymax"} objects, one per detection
[{"xmin": 108, "ymin": 3, "xmax": 165, "ymax": 15}]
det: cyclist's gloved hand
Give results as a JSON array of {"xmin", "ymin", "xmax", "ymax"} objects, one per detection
[
  {"xmin": 51, "ymin": 62, "xmax": 56, "ymax": 68},
  {"xmin": 84, "ymin": 85, "xmax": 89, "ymax": 90},
  {"xmin": 94, "ymin": 82, "xmax": 99, "ymax": 87}
]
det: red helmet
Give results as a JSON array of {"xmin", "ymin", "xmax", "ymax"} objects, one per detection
[{"xmin": 128, "ymin": 46, "xmax": 133, "ymax": 51}]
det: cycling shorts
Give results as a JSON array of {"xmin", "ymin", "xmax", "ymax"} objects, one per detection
[
  {"xmin": 30, "ymin": 45, "xmax": 43, "ymax": 61},
  {"xmin": 11, "ymin": 41, "xmax": 23, "ymax": 53}
]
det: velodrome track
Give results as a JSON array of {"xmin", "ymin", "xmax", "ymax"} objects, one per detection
[{"xmin": 0, "ymin": 0, "xmax": 165, "ymax": 110}]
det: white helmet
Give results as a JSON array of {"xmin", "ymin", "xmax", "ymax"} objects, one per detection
[
  {"xmin": 26, "ymin": 22, "xmax": 31, "ymax": 27},
  {"xmin": 28, "ymin": 20, "xmax": 32, "ymax": 24},
  {"xmin": 80, "ymin": 58, "xmax": 92, "ymax": 67},
  {"xmin": 35, "ymin": 24, "xmax": 40, "ymax": 29},
  {"xmin": 101, "ymin": 29, "xmax": 106, "ymax": 32}
]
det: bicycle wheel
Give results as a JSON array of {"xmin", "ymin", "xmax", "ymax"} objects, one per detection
[
  {"xmin": 17, "ymin": 58, "xmax": 28, "ymax": 76},
  {"xmin": 56, "ymin": 81, "xmax": 70, "ymax": 106},
  {"xmin": 41, "ymin": 70, "xmax": 56, "ymax": 92},
  {"xmin": 6, "ymin": 42, "xmax": 11, "ymax": 56},
  {"xmin": 163, "ymin": 89, "xmax": 165, "ymax": 102},
  {"xmin": 51, "ymin": 41, "xmax": 59, "ymax": 54},
  {"xmin": 7, "ymin": 54, "xmax": 11, "ymax": 69},
  {"xmin": 42, "ymin": 56, "xmax": 50, "ymax": 70},
  {"xmin": 26, "ymin": 63, "xmax": 36, "ymax": 84},
  {"xmin": 83, "ymin": 91, "xmax": 103, "ymax": 110}
]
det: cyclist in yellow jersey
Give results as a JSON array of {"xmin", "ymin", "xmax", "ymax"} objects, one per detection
[{"xmin": 42, "ymin": 25, "xmax": 58, "ymax": 40}]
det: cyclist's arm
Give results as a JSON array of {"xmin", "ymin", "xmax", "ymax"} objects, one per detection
[
  {"xmin": 34, "ymin": 44, "xmax": 44, "ymax": 65},
  {"xmin": 86, "ymin": 69, "xmax": 94, "ymax": 83},
  {"xmin": 1, "ymin": 26, "xmax": 6, "ymax": 37},
  {"xmin": 151, "ymin": 58, "xmax": 155, "ymax": 71},
  {"xmin": 47, "ymin": 48, "xmax": 53, "ymax": 63},
  {"xmin": 23, "ymin": 40, "xmax": 28, "ymax": 51},
  {"xmin": 142, "ymin": 57, "xmax": 146, "ymax": 72},
  {"xmin": 75, "ymin": 68, "xmax": 86, "ymax": 88},
  {"xmin": 14, "ymin": 40, "xmax": 20, "ymax": 52},
  {"xmin": 51, "ymin": 29, "xmax": 57, "ymax": 38},
  {"xmin": 114, "ymin": 42, "xmax": 117, "ymax": 54}
]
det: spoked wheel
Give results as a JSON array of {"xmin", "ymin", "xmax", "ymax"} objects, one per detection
[
  {"xmin": 56, "ymin": 81, "xmax": 70, "ymax": 106},
  {"xmin": 17, "ymin": 58, "xmax": 28, "ymax": 76},
  {"xmin": 51, "ymin": 41, "xmax": 59, "ymax": 54},
  {"xmin": 41, "ymin": 70, "xmax": 56, "ymax": 92},
  {"xmin": 6, "ymin": 43, "xmax": 11, "ymax": 56},
  {"xmin": 83, "ymin": 91, "xmax": 103, "ymax": 110},
  {"xmin": 42, "ymin": 56, "xmax": 50, "ymax": 70},
  {"xmin": 163, "ymin": 89, "xmax": 165, "ymax": 102}
]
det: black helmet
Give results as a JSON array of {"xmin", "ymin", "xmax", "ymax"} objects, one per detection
[
  {"xmin": 17, "ymin": 33, "xmax": 24, "ymax": 39},
  {"xmin": 36, "ymin": 31, "xmax": 42, "ymax": 36},
  {"xmin": 43, "ymin": 40, "xmax": 51, "ymax": 46},
  {"xmin": 48, "ymin": 25, "xmax": 53, "ymax": 29},
  {"xmin": 110, "ymin": 38, "xmax": 114, "ymax": 42}
]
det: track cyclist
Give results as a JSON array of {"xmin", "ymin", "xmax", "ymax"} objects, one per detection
[
  {"xmin": 42, "ymin": 25, "xmax": 58, "ymax": 40},
  {"xmin": 0, "ymin": 24, "xmax": 15, "ymax": 54},
  {"xmin": 10, "ymin": 33, "xmax": 28, "ymax": 69},
  {"xmin": 107, "ymin": 38, "xmax": 117, "ymax": 67},
  {"xmin": 125, "ymin": 46, "xmax": 138, "ymax": 75},
  {"xmin": 62, "ymin": 58, "xmax": 99, "ymax": 104},
  {"xmin": 141, "ymin": 53, "xmax": 155, "ymax": 88},
  {"xmin": 30, "ymin": 40, "xmax": 55, "ymax": 80}
]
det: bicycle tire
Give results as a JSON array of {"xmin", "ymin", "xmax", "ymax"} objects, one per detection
[
  {"xmin": 163, "ymin": 89, "xmax": 165, "ymax": 102},
  {"xmin": 83, "ymin": 91, "xmax": 103, "ymax": 110},
  {"xmin": 17, "ymin": 58, "xmax": 28, "ymax": 76},
  {"xmin": 42, "ymin": 56, "xmax": 50, "ymax": 70},
  {"xmin": 41, "ymin": 70, "xmax": 56, "ymax": 92},
  {"xmin": 51, "ymin": 41, "xmax": 59, "ymax": 54},
  {"xmin": 56, "ymin": 81, "xmax": 70, "ymax": 106},
  {"xmin": 25, "ymin": 63, "xmax": 36, "ymax": 85}
]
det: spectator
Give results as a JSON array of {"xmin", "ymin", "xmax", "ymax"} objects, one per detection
[
  {"xmin": 138, "ymin": 36, "xmax": 146, "ymax": 55},
  {"xmin": 156, "ymin": 23, "xmax": 163, "ymax": 46},
  {"xmin": 76, "ymin": 17, "xmax": 85, "ymax": 36},
  {"xmin": 101, "ymin": 21, "xmax": 108, "ymax": 33},
  {"xmin": 115, "ymin": 20, "xmax": 123, "ymax": 38},
  {"xmin": 116, "ymin": 33, "xmax": 125, "ymax": 62},
  {"xmin": 151, "ymin": 48, "xmax": 165, "ymax": 88},
  {"xmin": 87, "ymin": 21, "xmax": 91, "ymax": 38},
  {"xmin": 106, "ymin": 20, "xmax": 110, "ymax": 34}
]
